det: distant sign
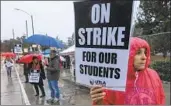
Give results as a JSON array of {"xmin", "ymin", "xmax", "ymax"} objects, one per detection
[
  {"xmin": 74, "ymin": 1, "xmax": 133, "ymax": 91},
  {"xmin": 24, "ymin": 48, "xmax": 28, "ymax": 53},
  {"xmin": 14, "ymin": 44, "xmax": 23, "ymax": 54}
]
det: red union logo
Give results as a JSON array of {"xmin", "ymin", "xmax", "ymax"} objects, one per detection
[{"xmin": 125, "ymin": 88, "xmax": 156, "ymax": 105}]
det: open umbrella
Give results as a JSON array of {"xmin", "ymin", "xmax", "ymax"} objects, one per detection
[
  {"xmin": 42, "ymin": 49, "xmax": 50, "ymax": 55},
  {"xmin": 18, "ymin": 54, "xmax": 42, "ymax": 63},
  {"xmin": 24, "ymin": 34, "xmax": 64, "ymax": 48},
  {"xmin": 43, "ymin": 53, "xmax": 66, "ymax": 62},
  {"xmin": 1, "ymin": 52, "xmax": 16, "ymax": 58}
]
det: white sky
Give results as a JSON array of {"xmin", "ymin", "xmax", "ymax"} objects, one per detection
[{"xmin": 1, "ymin": 1, "xmax": 140, "ymax": 42}]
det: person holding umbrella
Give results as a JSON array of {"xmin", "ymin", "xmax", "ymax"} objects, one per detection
[
  {"xmin": 46, "ymin": 50, "xmax": 61, "ymax": 104},
  {"xmin": 28, "ymin": 56, "xmax": 46, "ymax": 98}
]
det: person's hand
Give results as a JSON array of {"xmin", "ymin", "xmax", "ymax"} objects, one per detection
[
  {"xmin": 45, "ymin": 66, "xmax": 48, "ymax": 70},
  {"xmin": 90, "ymin": 85, "xmax": 106, "ymax": 104},
  {"xmin": 45, "ymin": 66, "xmax": 50, "ymax": 70}
]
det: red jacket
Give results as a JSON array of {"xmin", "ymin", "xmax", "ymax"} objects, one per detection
[{"xmin": 93, "ymin": 37, "xmax": 165, "ymax": 105}]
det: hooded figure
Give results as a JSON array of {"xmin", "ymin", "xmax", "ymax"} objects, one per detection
[{"xmin": 92, "ymin": 37, "xmax": 165, "ymax": 105}]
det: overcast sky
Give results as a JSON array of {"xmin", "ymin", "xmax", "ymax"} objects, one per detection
[{"xmin": 1, "ymin": 1, "xmax": 140, "ymax": 42}]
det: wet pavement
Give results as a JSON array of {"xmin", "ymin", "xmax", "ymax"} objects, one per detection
[
  {"xmin": 1, "ymin": 64, "xmax": 24, "ymax": 105},
  {"xmin": 1, "ymin": 62, "xmax": 170, "ymax": 105},
  {"xmin": 15, "ymin": 64, "xmax": 91, "ymax": 105}
]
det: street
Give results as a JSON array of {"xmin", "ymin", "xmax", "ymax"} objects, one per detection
[
  {"xmin": 1, "ymin": 64, "xmax": 24, "ymax": 105},
  {"xmin": 1, "ymin": 63, "xmax": 91, "ymax": 105},
  {"xmin": 1, "ymin": 63, "xmax": 170, "ymax": 105}
]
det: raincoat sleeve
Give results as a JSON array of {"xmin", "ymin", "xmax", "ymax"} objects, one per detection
[{"xmin": 93, "ymin": 89, "xmax": 115, "ymax": 105}]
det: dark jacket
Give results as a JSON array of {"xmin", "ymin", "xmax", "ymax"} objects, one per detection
[
  {"xmin": 46, "ymin": 55, "xmax": 60, "ymax": 80},
  {"xmin": 23, "ymin": 63, "xmax": 29, "ymax": 75},
  {"xmin": 28, "ymin": 61, "xmax": 46, "ymax": 85}
]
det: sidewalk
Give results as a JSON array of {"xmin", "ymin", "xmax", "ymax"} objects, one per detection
[
  {"xmin": 16, "ymin": 64, "xmax": 92, "ymax": 105},
  {"xmin": 1, "ymin": 64, "xmax": 24, "ymax": 105}
]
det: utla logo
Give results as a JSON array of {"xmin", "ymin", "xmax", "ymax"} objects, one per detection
[{"xmin": 89, "ymin": 79, "xmax": 106, "ymax": 87}]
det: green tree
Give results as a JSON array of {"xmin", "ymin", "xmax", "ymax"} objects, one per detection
[
  {"xmin": 135, "ymin": 0, "xmax": 171, "ymax": 58},
  {"xmin": 136, "ymin": 0, "xmax": 170, "ymax": 34},
  {"xmin": 20, "ymin": 35, "xmax": 30, "ymax": 49},
  {"xmin": 66, "ymin": 32, "xmax": 75, "ymax": 47}
]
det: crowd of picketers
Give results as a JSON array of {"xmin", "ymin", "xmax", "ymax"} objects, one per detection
[
  {"xmin": 4, "ymin": 50, "xmax": 62, "ymax": 104},
  {"xmin": 3, "ymin": 37, "xmax": 166, "ymax": 105}
]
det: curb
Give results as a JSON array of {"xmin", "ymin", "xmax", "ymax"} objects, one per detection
[{"xmin": 14, "ymin": 64, "xmax": 31, "ymax": 105}]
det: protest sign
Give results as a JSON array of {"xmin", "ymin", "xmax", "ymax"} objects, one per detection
[
  {"xmin": 74, "ymin": 1, "xmax": 133, "ymax": 91},
  {"xmin": 14, "ymin": 44, "xmax": 23, "ymax": 54},
  {"xmin": 5, "ymin": 61, "xmax": 13, "ymax": 68},
  {"xmin": 29, "ymin": 72, "xmax": 40, "ymax": 83}
]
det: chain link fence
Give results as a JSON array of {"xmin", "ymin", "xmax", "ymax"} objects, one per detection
[
  {"xmin": 136, "ymin": 32, "xmax": 170, "ymax": 82},
  {"xmin": 137, "ymin": 32, "xmax": 171, "ymax": 57}
]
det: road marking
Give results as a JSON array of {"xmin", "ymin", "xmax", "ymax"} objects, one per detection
[{"xmin": 14, "ymin": 64, "xmax": 31, "ymax": 105}]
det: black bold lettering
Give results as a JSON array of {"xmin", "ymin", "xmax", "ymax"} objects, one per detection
[
  {"xmin": 103, "ymin": 67, "xmax": 109, "ymax": 78},
  {"xmin": 80, "ymin": 64, "xmax": 84, "ymax": 74},
  {"xmin": 88, "ymin": 66, "xmax": 93, "ymax": 75},
  {"xmin": 99, "ymin": 67, "xmax": 103, "ymax": 77},
  {"xmin": 84, "ymin": 65, "xmax": 88, "ymax": 74},
  {"xmin": 105, "ymin": 53, "xmax": 110, "ymax": 64},
  {"xmin": 109, "ymin": 68, "xmax": 114, "ymax": 78},
  {"xmin": 92, "ymin": 52, "xmax": 96, "ymax": 62},
  {"xmin": 87, "ymin": 52, "xmax": 91, "ymax": 62},
  {"xmin": 83, "ymin": 51, "xmax": 87, "ymax": 61},
  {"xmin": 99, "ymin": 52, "xmax": 104, "ymax": 63},
  {"xmin": 93, "ymin": 66, "xmax": 98, "ymax": 76},
  {"xmin": 111, "ymin": 53, "xmax": 117, "ymax": 64},
  {"xmin": 114, "ymin": 68, "xmax": 120, "ymax": 79}
]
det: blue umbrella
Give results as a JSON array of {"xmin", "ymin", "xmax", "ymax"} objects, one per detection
[
  {"xmin": 42, "ymin": 49, "xmax": 50, "ymax": 55},
  {"xmin": 24, "ymin": 34, "xmax": 64, "ymax": 48}
]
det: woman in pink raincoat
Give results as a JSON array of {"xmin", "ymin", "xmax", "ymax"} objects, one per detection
[{"xmin": 90, "ymin": 37, "xmax": 165, "ymax": 105}]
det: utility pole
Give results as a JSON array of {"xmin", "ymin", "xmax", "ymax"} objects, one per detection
[
  {"xmin": 26, "ymin": 20, "xmax": 28, "ymax": 38},
  {"xmin": 12, "ymin": 29, "xmax": 15, "ymax": 53},
  {"xmin": 12, "ymin": 29, "xmax": 15, "ymax": 40},
  {"xmin": 14, "ymin": 8, "xmax": 35, "ymax": 36},
  {"xmin": 31, "ymin": 15, "xmax": 34, "ymax": 35}
]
